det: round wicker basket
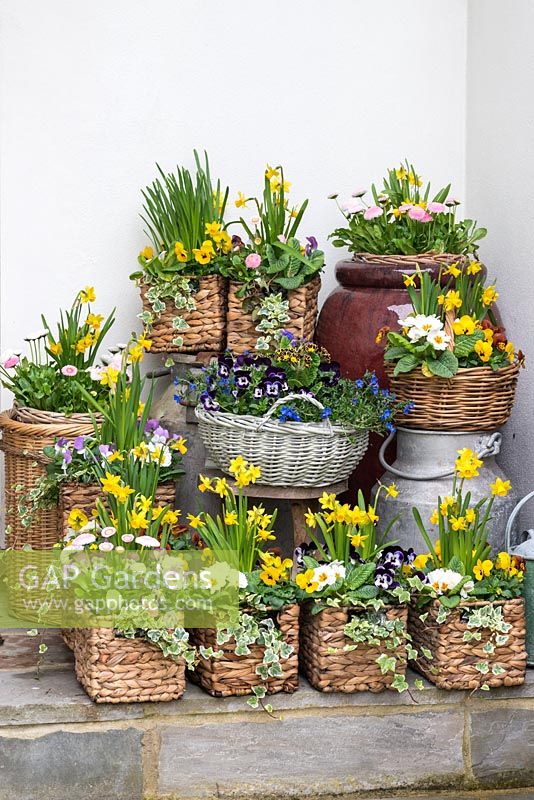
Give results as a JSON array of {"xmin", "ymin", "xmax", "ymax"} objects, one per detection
[
  {"xmin": 140, "ymin": 275, "xmax": 226, "ymax": 354},
  {"xmin": 0, "ymin": 408, "xmax": 94, "ymax": 549},
  {"xmin": 196, "ymin": 393, "xmax": 369, "ymax": 487},
  {"xmin": 386, "ymin": 362, "xmax": 519, "ymax": 431},
  {"xmin": 353, "ymin": 252, "xmax": 468, "ymax": 270}
]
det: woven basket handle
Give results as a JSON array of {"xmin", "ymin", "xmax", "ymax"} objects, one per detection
[
  {"xmin": 505, "ymin": 491, "xmax": 534, "ymax": 554},
  {"xmin": 444, "ymin": 309, "xmax": 456, "ymax": 351},
  {"xmin": 256, "ymin": 393, "xmax": 333, "ymax": 434}
]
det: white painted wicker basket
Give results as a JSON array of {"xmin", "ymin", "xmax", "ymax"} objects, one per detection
[{"xmin": 196, "ymin": 394, "xmax": 370, "ymax": 487}]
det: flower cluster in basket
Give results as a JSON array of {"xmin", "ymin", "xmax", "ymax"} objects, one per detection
[
  {"xmin": 330, "ymin": 161, "xmax": 486, "ymax": 257},
  {"xmin": 379, "ymin": 263, "xmax": 523, "ymax": 379},
  {"xmin": 132, "ymin": 153, "xmax": 324, "ymax": 353}
]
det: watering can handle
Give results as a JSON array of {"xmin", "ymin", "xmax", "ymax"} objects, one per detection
[
  {"xmin": 378, "ymin": 430, "xmax": 503, "ymax": 482},
  {"xmin": 505, "ymin": 490, "xmax": 534, "ymax": 553}
]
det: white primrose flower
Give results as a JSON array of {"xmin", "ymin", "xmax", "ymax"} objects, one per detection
[
  {"xmin": 313, "ymin": 563, "xmax": 340, "ymax": 591},
  {"xmin": 426, "ymin": 568, "xmax": 464, "ymax": 594},
  {"xmin": 427, "ymin": 330, "xmax": 451, "ymax": 351}
]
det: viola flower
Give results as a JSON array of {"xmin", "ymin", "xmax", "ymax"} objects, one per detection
[
  {"xmin": 245, "ymin": 253, "xmax": 262, "ymax": 269},
  {"xmin": 363, "ymin": 205, "xmax": 383, "ymax": 220},
  {"xmin": 305, "ymin": 236, "xmax": 318, "ymax": 256},
  {"xmin": 200, "ymin": 391, "xmax": 220, "ymax": 412}
]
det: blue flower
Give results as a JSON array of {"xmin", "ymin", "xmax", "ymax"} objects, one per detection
[
  {"xmin": 278, "ymin": 405, "xmax": 302, "ymax": 423},
  {"xmin": 403, "ymin": 402, "xmax": 415, "ymax": 414},
  {"xmin": 385, "ymin": 422, "xmax": 396, "ymax": 433},
  {"xmin": 380, "ymin": 409, "xmax": 393, "ymax": 421},
  {"xmin": 355, "ymin": 378, "xmax": 365, "ymax": 389},
  {"xmin": 321, "ymin": 407, "xmax": 333, "ymax": 419}
]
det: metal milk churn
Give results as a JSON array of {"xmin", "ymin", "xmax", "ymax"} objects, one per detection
[
  {"xmin": 506, "ymin": 493, "xmax": 534, "ymax": 666},
  {"xmin": 373, "ymin": 427, "xmax": 518, "ymax": 554}
]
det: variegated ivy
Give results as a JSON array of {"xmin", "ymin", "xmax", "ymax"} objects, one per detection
[{"xmin": 139, "ymin": 277, "xmax": 196, "ymax": 348}]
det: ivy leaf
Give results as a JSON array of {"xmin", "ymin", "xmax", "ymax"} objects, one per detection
[{"xmin": 391, "ymin": 674, "xmax": 409, "ymax": 693}]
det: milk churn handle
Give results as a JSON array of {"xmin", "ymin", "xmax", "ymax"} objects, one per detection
[
  {"xmin": 505, "ymin": 490, "xmax": 534, "ymax": 553},
  {"xmin": 378, "ymin": 430, "xmax": 503, "ymax": 482}
]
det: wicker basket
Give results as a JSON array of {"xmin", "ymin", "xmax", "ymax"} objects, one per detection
[
  {"xmin": 64, "ymin": 627, "xmax": 186, "ymax": 703},
  {"xmin": 189, "ymin": 605, "xmax": 299, "ymax": 697},
  {"xmin": 59, "ymin": 481, "xmax": 176, "ymax": 537},
  {"xmin": 354, "ymin": 252, "xmax": 468, "ymax": 270},
  {"xmin": 226, "ymin": 276, "xmax": 320, "ymax": 354},
  {"xmin": 299, "ymin": 604, "xmax": 408, "ymax": 693},
  {"xmin": 196, "ymin": 393, "xmax": 369, "ymax": 487},
  {"xmin": 140, "ymin": 275, "xmax": 226, "ymax": 354},
  {"xmin": 408, "ymin": 598, "xmax": 527, "ymax": 690},
  {"xmin": 0, "ymin": 408, "xmax": 94, "ymax": 549},
  {"xmin": 386, "ymin": 362, "xmax": 519, "ymax": 431}
]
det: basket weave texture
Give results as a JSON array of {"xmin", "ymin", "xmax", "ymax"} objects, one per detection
[
  {"xmin": 196, "ymin": 396, "xmax": 369, "ymax": 487},
  {"xmin": 299, "ymin": 604, "xmax": 408, "ymax": 693},
  {"xmin": 64, "ymin": 628, "xmax": 186, "ymax": 703},
  {"xmin": 408, "ymin": 598, "xmax": 527, "ymax": 690},
  {"xmin": 140, "ymin": 275, "xmax": 226, "ymax": 353},
  {"xmin": 354, "ymin": 252, "xmax": 468, "ymax": 270},
  {"xmin": 59, "ymin": 481, "xmax": 176, "ymax": 537},
  {"xmin": 0, "ymin": 409, "xmax": 94, "ymax": 549},
  {"xmin": 226, "ymin": 277, "xmax": 320, "ymax": 354},
  {"xmin": 189, "ymin": 605, "xmax": 299, "ymax": 697},
  {"xmin": 386, "ymin": 362, "xmax": 519, "ymax": 431}
]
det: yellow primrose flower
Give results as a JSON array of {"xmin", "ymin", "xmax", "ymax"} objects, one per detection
[
  {"xmin": 305, "ymin": 509, "xmax": 317, "ymax": 528},
  {"xmin": 491, "ymin": 477, "xmax": 511, "ymax": 497},
  {"xmin": 128, "ymin": 510, "xmax": 149, "ymax": 530},
  {"xmin": 86, "ymin": 313, "xmax": 104, "ymax": 330},
  {"xmin": 67, "ymin": 508, "xmax": 89, "ymax": 531},
  {"xmin": 170, "ymin": 437, "xmax": 187, "ymax": 455},
  {"xmin": 450, "ymin": 515, "xmax": 467, "ymax": 531},
  {"xmin": 443, "ymin": 289, "xmax": 462, "ymax": 312},
  {"xmin": 386, "ymin": 483, "xmax": 399, "ymax": 498},
  {"xmin": 430, "ymin": 509, "xmax": 439, "ymax": 525},
  {"xmin": 224, "ymin": 512, "xmax": 238, "ymax": 526},
  {"xmin": 265, "ymin": 164, "xmax": 280, "ymax": 180},
  {"xmin": 205, "ymin": 221, "xmax": 221, "ymax": 237},
  {"xmin": 296, "ymin": 569, "xmax": 319, "ymax": 594},
  {"xmin": 413, "ymin": 553, "xmax": 430, "ymax": 570},
  {"xmin": 350, "ymin": 532, "xmax": 368, "ymax": 548},
  {"xmin": 214, "ymin": 477, "xmax": 229, "ymax": 498},
  {"xmin": 473, "ymin": 559, "xmax": 493, "ymax": 581},
  {"xmin": 495, "ymin": 551, "xmax": 511, "ymax": 571},
  {"xmin": 79, "ymin": 286, "xmax": 96, "ymax": 303},
  {"xmin": 198, "ymin": 475, "xmax": 212, "ymax": 493},
  {"xmin": 100, "ymin": 472, "xmax": 122, "ymax": 494},
  {"xmin": 319, "ymin": 492, "xmax": 336, "ymax": 511},
  {"xmin": 444, "ymin": 263, "xmax": 461, "ymax": 278},
  {"xmin": 229, "ymin": 456, "xmax": 246, "ymax": 474},
  {"xmin": 187, "ymin": 513, "xmax": 203, "ymax": 529},
  {"xmin": 235, "ymin": 191, "xmax": 248, "ymax": 208},
  {"xmin": 474, "ymin": 339, "xmax": 493, "ymax": 363},
  {"xmin": 452, "ymin": 315, "xmax": 477, "ymax": 336},
  {"xmin": 140, "ymin": 246, "xmax": 154, "ymax": 260},
  {"xmin": 481, "ymin": 285, "xmax": 499, "ymax": 307},
  {"xmin": 48, "ymin": 341, "xmax": 63, "ymax": 356},
  {"xmin": 174, "ymin": 241, "xmax": 188, "ymax": 262},
  {"xmin": 467, "ymin": 261, "xmax": 482, "ymax": 275},
  {"xmin": 403, "ymin": 274, "xmax": 416, "ymax": 288},
  {"xmin": 256, "ymin": 528, "xmax": 276, "ymax": 541}
]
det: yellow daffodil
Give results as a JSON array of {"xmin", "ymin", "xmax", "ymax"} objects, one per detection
[
  {"xmin": 430, "ymin": 509, "xmax": 439, "ymax": 525},
  {"xmin": 467, "ymin": 261, "xmax": 482, "ymax": 275},
  {"xmin": 136, "ymin": 495, "xmax": 152, "ymax": 514},
  {"xmin": 270, "ymin": 177, "xmax": 291, "ymax": 194},
  {"xmin": 395, "ymin": 166, "xmax": 408, "ymax": 180},
  {"xmin": 138, "ymin": 331, "xmax": 152, "ymax": 350},
  {"xmin": 437, "ymin": 294, "xmax": 445, "ymax": 306},
  {"xmin": 413, "ymin": 553, "xmax": 430, "ymax": 570},
  {"xmin": 304, "ymin": 509, "xmax": 317, "ymax": 528},
  {"xmin": 67, "ymin": 508, "xmax": 89, "ymax": 531},
  {"xmin": 496, "ymin": 551, "xmax": 511, "ymax": 571},
  {"xmin": 114, "ymin": 484, "xmax": 134, "ymax": 503},
  {"xmin": 214, "ymin": 477, "xmax": 229, "ymax": 498},
  {"xmin": 408, "ymin": 171, "xmax": 422, "ymax": 187},
  {"xmin": 187, "ymin": 513, "xmax": 203, "ymax": 529},
  {"xmin": 229, "ymin": 456, "xmax": 246, "ymax": 474},
  {"xmin": 198, "ymin": 475, "xmax": 212, "ymax": 493},
  {"xmin": 348, "ymin": 507, "xmax": 369, "ymax": 526},
  {"xmin": 205, "ymin": 221, "xmax": 221, "ymax": 237},
  {"xmin": 129, "ymin": 344, "xmax": 145, "ymax": 363},
  {"xmin": 455, "ymin": 448, "xmax": 483, "ymax": 480},
  {"xmin": 151, "ymin": 506, "xmax": 164, "ymax": 520},
  {"xmin": 444, "ymin": 263, "xmax": 461, "ymax": 278},
  {"xmin": 256, "ymin": 528, "xmax": 276, "ymax": 541},
  {"xmin": 474, "ymin": 339, "xmax": 493, "ymax": 363},
  {"xmin": 247, "ymin": 464, "xmax": 261, "ymax": 483},
  {"xmin": 86, "ymin": 313, "xmax": 104, "ymax": 330},
  {"xmin": 403, "ymin": 274, "xmax": 416, "ymax": 288},
  {"xmin": 80, "ymin": 286, "xmax": 96, "ymax": 304},
  {"xmin": 234, "ymin": 471, "xmax": 251, "ymax": 488},
  {"xmin": 140, "ymin": 246, "xmax": 154, "ymax": 260},
  {"xmin": 235, "ymin": 191, "xmax": 247, "ymax": 208},
  {"xmin": 481, "ymin": 285, "xmax": 499, "ymax": 307},
  {"xmin": 162, "ymin": 510, "xmax": 180, "ymax": 526},
  {"xmin": 128, "ymin": 510, "xmax": 149, "ymax": 530},
  {"xmin": 367, "ymin": 505, "xmax": 379, "ymax": 524},
  {"xmin": 319, "ymin": 492, "xmax": 336, "ymax": 511},
  {"xmin": 491, "ymin": 477, "xmax": 511, "ymax": 497},
  {"xmin": 440, "ymin": 496, "xmax": 456, "ymax": 516},
  {"xmin": 443, "ymin": 289, "xmax": 462, "ymax": 312},
  {"xmin": 386, "ymin": 483, "xmax": 399, "ymax": 498},
  {"xmin": 473, "ymin": 559, "xmax": 493, "ymax": 581},
  {"xmin": 450, "ymin": 515, "xmax": 467, "ymax": 531},
  {"xmin": 100, "ymin": 366, "xmax": 119, "ymax": 387},
  {"xmin": 434, "ymin": 539, "xmax": 441, "ymax": 557},
  {"xmin": 100, "ymin": 472, "xmax": 122, "ymax": 494},
  {"xmin": 350, "ymin": 532, "xmax": 368, "ymax": 548},
  {"xmin": 247, "ymin": 505, "xmax": 266, "ymax": 523},
  {"xmin": 138, "ymin": 402, "xmax": 145, "ymax": 416},
  {"xmin": 296, "ymin": 569, "xmax": 319, "ymax": 594},
  {"xmin": 224, "ymin": 512, "xmax": 238, "ymax": 526},
  {"xmin": 48, "ymin": 341, "xmax": 63, "ymax": 355},
  {"xmin": 174, "ymin": 241, "xmax": 188, "ymax": 262},
  {"xmin": 170, "ymin": 437, "xmax": 187, "ymax": 455},
  {"xmin": 265, "ymin": 164, "xmax": 279, "ymax": 180},
  {"xmin": 107, "ymin": 450, "xmax": 124, "ymax": 463},
  {"xmin": 465, "ymin": 508, "xmax": 476, "ymax": 524}
]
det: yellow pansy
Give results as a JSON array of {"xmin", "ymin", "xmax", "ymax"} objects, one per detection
[
  {"xmin": 495, "ymin": 551, "xmax": 511, "ymax": 571},
  {"xmin": 296, "ymin": 569, "xmax": 319, "ymax": 594},
  {"xmin": 67, "ymin": 508, "xmax": 89, "ymax": 531},
  {"xmin": 491, "ymin": 477, "xmax": 511, "ymax": 497},
  {"xmin": 452, "ymin": 315, "xmax": 477, "ymax": 336},
  {"xmin": 140, "ymin": 246, "xmax": 154, "ymax": 260},
  {"xmin": 174, "ymin": 241, "xmax": 188, "ymax": 262},
  {"xmin": 505, "ymin": 342, "xmax": 515, "ymax": 363},
  {"xmin": 192, "ymin": 247, "xmax": 211, "ymax": 265},
  {"xmin": 473, "ymin": 559, "xmax": 493, "ymax": 581},
  {"xmin": 474, "ymin": 339, "xmax": 493, "ymax": 363}
]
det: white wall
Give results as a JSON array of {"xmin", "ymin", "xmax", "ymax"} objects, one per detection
[
  {"xmin": 0, "ymin": 0, "xmax": 468, "ymax": 408},
  {"xmin": 466, "ymin": 0, "xmax": 534, "ymax": 502}
]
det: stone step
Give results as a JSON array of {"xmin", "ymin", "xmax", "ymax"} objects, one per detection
[{"xmin": 1, "ymin": 630, "xmax": 534, "ymax": 800}]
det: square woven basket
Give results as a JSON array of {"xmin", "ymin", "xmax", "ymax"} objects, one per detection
[
  {"xmin": 63, "ymin": 628, "xmax": 186, "ymax": 703},
  {"xmin": 299, "ymin": 603, "xmax": 408, "ymax": 693},
  {"xmin": 189, "ymin": 605, "xmax": 300, "ymax": 697},
  {"xmin": 408, "ymin": 598, "xmax": 527, "ymax": 690}
]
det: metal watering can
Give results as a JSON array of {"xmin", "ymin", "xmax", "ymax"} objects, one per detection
[{"xmin": 505, "ymin": 492, "xmax": 534, "ymax": 666}]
